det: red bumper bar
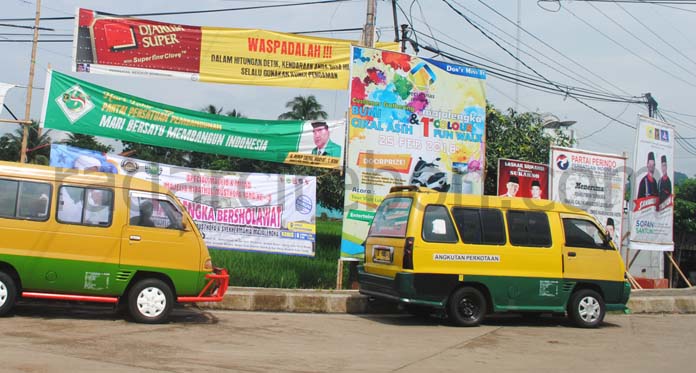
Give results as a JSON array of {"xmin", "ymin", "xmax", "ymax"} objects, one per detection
[{"xmin": 177, "ymin": 267, "xmax": 230, "ymax": 303}]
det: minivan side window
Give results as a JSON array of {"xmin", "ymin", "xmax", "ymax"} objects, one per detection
[
  {"xmin": 507, "ymin": 210, "xmax": 552, "ymax": 247},
  {"xmin": 451, "ymin": 208, "xmax": 506, "ymax": 245},
  {"xmin": 563, "ymin": 218, "xmax": 608, "ymax": 249},
  {"xmin": 57, "ymin": 186, "xmax": 114, "ymax": 226},
  {"xmin": 422, "ymin": 205, "xmax": 458, "ymax": 243},
  {"xmin": 129, "ymin": 195, "xmax": 184, "ymax": 230},
  {"xmin": 0, "ymin": 179, "xmax": 51, "ymax": 221}
]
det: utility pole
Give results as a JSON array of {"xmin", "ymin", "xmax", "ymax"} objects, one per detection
[
  {"xmin": 362, "ymin": 0, "xmax": 376, "ymax": 48},
  {"xmin": 645, "ymin": 93, "xmax": 658, "ymax": 118},
  {"xmin": 400, "ymin": 24, "xmax": 409, "ymax": 53},
  {"xmin": 391, "ymin": 0, "xmax": 399, "ymax": 42},
  {"xmin": 20, "ymin": 0, "xmax": 42, "ymax": 163}
]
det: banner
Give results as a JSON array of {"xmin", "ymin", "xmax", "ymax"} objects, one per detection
[
  {"xmin": 50, "ymin": 144, "xmax": 317, "ymax": 256},
  {"xmin": 0, "ymin": 82, "xmax": 14, "ymax": 115},
  {"xmin": 39, "ymin": 70, "xmax": 345, "ymax": 169},
  {"xmin": 340, "ymin": 46, "xmax": 486, "ymax": 259},
  {"xmin": 73, "ymin": 8, "xmax": 398, "ymax": 90},
  {"xmin": 628, "ymin": 115, "xmax": 674, "ymax": 251},
  {"xmin": 497, "ymin": 158, "xmax": 549, "ymax": 199},
  {"xmin": 550, "ymin": 146, "xmax": 627, "ymax": 245}
]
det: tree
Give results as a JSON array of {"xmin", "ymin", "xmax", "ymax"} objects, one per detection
[
  {"xmin": 0, "ymin": 122, "xmax": 51, "ymax": 164},
  {"xmin": 484, "ymin": 104, "xmax": 573, "ymax": 195},
  {"xmin": 278, "ymin": 95, "xmax": 328, "ymax": 120},
  {"xmin": 60, "ymin": 133, "xmax": 114, "ymax": 153},
  {"xmin": 674, "ymin": 178, "xmax": 696, "ymax": 234}
]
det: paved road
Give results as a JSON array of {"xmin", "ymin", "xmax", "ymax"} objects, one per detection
[{"xmin": 0, "ymin": 302, "xmax": 693, "ymax": 372}]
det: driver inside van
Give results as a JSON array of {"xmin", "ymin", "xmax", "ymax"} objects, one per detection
[{"xmin": 130, "ymin": 200, "xmax": 155, "ymax": 227}]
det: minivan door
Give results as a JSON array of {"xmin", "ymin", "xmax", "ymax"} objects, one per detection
[
  {"xmin": 120, "ymin": 192, "xmax": 202, "ymax": 295},
  {"xmin": 561, "ymin": 215, "xmax": 625, "ymax": 282}
]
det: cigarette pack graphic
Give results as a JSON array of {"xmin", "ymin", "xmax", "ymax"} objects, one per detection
[{"xmin": 103, "ymin": 23, "xmax": 138, "ymax": 52}]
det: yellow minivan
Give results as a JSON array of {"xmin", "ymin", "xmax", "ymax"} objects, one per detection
[
  {"xmin": 359, "ymin": 186, "xmax": 630, "ymax": 328},
  {"xmin": 0, "ymin": 161, "xmax": 228, "ymax": 323}
]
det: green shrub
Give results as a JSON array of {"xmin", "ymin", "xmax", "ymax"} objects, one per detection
[{"xmin": 210, "ymin": 219, "xmax": 350, "ymax": 289}]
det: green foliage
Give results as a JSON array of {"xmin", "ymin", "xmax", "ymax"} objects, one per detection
[
  {"xmin": 484, "ymin": 105, "xmax": 573, "ymax": 195},
  {"xmin": 209, "ymin": 219, "xmax": 345, "ymax": 289},
  {"xmin": 0, "ymin": 122, "xmax": 51, "ymax": 164},
  {"xmin": 277, "ymin": 95, "xmax": 328, "ymax": 120},
  {"xmin": 674, "ymin": 178, "xmax": 696, "ymax": 234},
  {"xmin": 60, "ymin": 133, "xmax": 113, "ymax": 153},
  {"xmin": 674, "ymin": 171, "xmax": 689, "ymax": 186}
]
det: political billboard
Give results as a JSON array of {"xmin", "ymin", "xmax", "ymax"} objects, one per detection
[
  {"xmin": 340, "ymin": 46, "xmax": 486, "ymax": 259},
  {"xmin": 40, "ymin": 69, "xmax": 344, "ymax": 169},
  {"xmin": 628, "ymin": 115, "xmax": 674, "ymax": 251},
  {"xmin": 73, "ymin": 8, "xmax": 398, "ymax": 90},
  {"xmin": 550, "ymin": 146, "xmax": 627, "ymax": 245},
  {"xmin": 50, "ymin": 144, "xmax": 317, "ymax": 256},
  {"xmin": 497, "ymin": 158, "xmax": 549, "ymax": 199}
]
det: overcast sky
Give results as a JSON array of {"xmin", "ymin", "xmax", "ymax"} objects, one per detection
[{"xmin": 1, "ymin": 0, "xmax": 695, "ymax": 176}]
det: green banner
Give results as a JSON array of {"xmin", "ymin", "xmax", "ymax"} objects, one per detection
[{"xmin": 40, "ymin": 70, "xmax": 345, "ymax": 169}]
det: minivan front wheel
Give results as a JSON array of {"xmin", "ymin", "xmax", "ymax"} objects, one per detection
[
  {"xmin": 568, "ymin": 289, "xmax": 605, "ymax": 328},
  {"xmin": 448, "ymin": 287, "xmax": 486, "ymax": 327},
  {"xmin": 0, "ymin": 271, "xmax": 17, "ymax": 317},
  {"xmin": 127, "ymin": 278, "xmax": 174, "ymax": 324}
]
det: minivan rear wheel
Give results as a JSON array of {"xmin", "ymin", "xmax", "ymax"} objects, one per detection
[
  {"xmin": 0, "ymin": 271, "xmax": 18, "ymax": 317},
  {"xmin": 127, "ymin": 278, "xmax": 173, "ymax": 324},
  {"xmin": 447, "ymin": 287, "xmax": 486, "ymax": 327},
  {"xmin": 568, "ymin": 289, "xmax": 605, "ymax": 328}
]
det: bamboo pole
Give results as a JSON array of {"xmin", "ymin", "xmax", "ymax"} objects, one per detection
[
  {"xmin": 667, "ymin": 253, "xmax": 693, "ymax": 288},
  {"xmin": 19, "ymin": 0, "xmax": 41, "ymax": 163}
]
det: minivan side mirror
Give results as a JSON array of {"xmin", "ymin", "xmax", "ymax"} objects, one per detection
[{"xmin": 603, "ymin": 235, "xmax": 614, "ymax": 250}]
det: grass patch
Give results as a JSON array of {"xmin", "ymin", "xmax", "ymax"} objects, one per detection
[{"xmin": 210, "ymin": 219, "xmax": 351, "ymax": 289}]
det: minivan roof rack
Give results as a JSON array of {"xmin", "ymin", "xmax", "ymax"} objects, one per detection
[{"xmin": 389, "ymin": 185, "xmax": 420, "ymax": 193}]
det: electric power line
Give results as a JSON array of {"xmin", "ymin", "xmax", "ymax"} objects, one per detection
[
  {"xmin": 474, "ymin": 0, "xmax": 635, "ymax": 97},
  {"xmin": 0, "ymin": 0, "xmax": 356, "ymax": 22},
  {"xmin": 587, "ymin": 3, "xmax": 696, "ymax": 80},
  {"xmin": 442, "ymin": 0, "xmax": 638, "ymax": 130},
  {"xmin": 562, "ymin": 4, "xmax": 696, "ymax": 88}
]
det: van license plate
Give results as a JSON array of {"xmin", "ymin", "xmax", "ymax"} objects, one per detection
[{"xmin": 373, "ymin": 247, "xmax": 393, "ymax": 264}]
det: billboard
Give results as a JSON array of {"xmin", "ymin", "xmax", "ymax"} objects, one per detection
[
  {"xmin": 40, "ymin": 69, "xmax": 344, "ymax": 169},
  {"xmin": 628, "ymin": 115, "xmax": 674, "ymax": 251},
  {"xmin": 550, "ymin": 146, "xmax": 627, "ymax": 244},
  {"xmin": 340, "ymin": 46, "xmax": 486, "ymax": 259},
  {"xmin": 497, "ymin": 158, "xmax": 549, "ymax": 199},
  {"xmin": 73, "ymin": 8, "xmax": 398, "ymax": 90},
  {"xmin": 50, "ymin": 144, "xmax": 317, "ymax": 256}
]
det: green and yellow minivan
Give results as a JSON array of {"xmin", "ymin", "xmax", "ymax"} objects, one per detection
[
  {"xmin": 359, "ymin": 186, "xmax": 630, "ymax": 328},
  {"xmin": 0, "ymin": 161, "xmax": 228, "ymax": 323}
]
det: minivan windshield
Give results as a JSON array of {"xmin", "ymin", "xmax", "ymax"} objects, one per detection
[{"xmin": 368, "ymin": 197, "xmax": 412, "ymax": 237}]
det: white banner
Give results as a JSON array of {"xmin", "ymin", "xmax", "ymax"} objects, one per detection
[
  {"xmin": 550, "ymin": 146, "xmax": 627, "ymax": 245},
  {"xmin": 50, "ymin": 144, "xmax": 317, "ymax": 256},
  {"xmin": 0, "ymin": 82, "xmax": 15, "ymax": 115},
  {"xmin": 628, "ymin": 115, "xmax": 674, "ymax": 251}
]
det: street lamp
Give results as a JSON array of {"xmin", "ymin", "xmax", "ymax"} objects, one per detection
[{"xmin": 541, "ymin": 113, "xmax": 576, "ymax": 146}]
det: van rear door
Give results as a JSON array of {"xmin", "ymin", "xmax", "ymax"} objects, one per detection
[{"xmin": 364, "ymin": 197, "xmax": 413, "ymax": 278}]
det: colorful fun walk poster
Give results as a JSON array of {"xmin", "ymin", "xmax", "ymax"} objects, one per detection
[
  {"xmin": 73, "ymin": 8, "xmax": 398, "ymax": 90},
  {"xmin": 50, "ymin": 144, "xmax": 317, "ymax": 256},
  {"xmin": 550, "ymin": 146, "xmax": 627, "ymax": 245},
  {"xmin": 39, "ymin": 70, "xmax": 344, "ymax": 169},
  {"xmin": 628, "ymin": 115, "xmax": 674, "ymax": 251},
  {"xmin": 497, "ymin": 158, "xmax": 549, "ymax": 199},
  {"xmin": 340, "ymin": 46, "xmax": 486, "ymax": 259}
]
